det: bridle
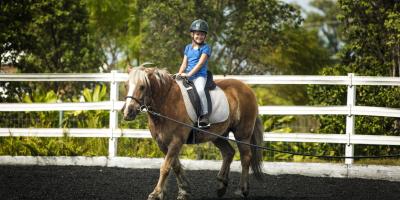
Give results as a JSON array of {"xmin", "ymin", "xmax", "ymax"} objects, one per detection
[
  {"xmin": 124, "ymin": 77, "xmax": 151, "ymax": 107},
  {"xmin": 124, "ymin": 81, "xmax": 153, "ymax": 112},
  {"xmin": 125, "ymin": 95, "xmax": 142, "ymax": 105},
  {"xmin": 125, "ymin": 95, "xmax": 151, "ymax": 112}
]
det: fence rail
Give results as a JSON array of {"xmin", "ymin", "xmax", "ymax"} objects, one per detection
[
  {"xmin": 1, "ymin": 72, "xmax": 400, "ymax": 164},
  {"xmin": 2, "ymin": 103, "xmax": 400, "ymax": 117},
  {"xmin": 3, "ymin": 73, "xmax": 400, "ymax": 85}
]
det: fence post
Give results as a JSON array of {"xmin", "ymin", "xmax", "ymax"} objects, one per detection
[
  {"xmin": 57, "ymin": 99, "xmax": 63, "ymax": 128},
  {"xmin": 345, "ymin": 73, "xmax": 355, "ymax": 164},
  {"xmin": 108, "ymin": 70, "xmax": 119, "ymax": 157}
]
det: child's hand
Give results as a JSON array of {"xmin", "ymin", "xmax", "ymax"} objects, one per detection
[
  {"xmin": 174, "ymin": 73, "xmax": 188, "ymax": 80},
  {"xmin": 180, "ymin": 73, "xmax": 190, "ymax": 77}
]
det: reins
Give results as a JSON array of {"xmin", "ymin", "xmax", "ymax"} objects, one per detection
[{"xmin": 136, "ymin": 104, "xmax": 400, "ymax": 160}]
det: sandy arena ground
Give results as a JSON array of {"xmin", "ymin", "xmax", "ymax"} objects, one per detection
[{"xmin": 1, "ymin": 165, "xmax": 399, "ymax": 200}]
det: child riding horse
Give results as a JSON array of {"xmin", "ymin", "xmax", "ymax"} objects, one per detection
[{"xmin": 123, "ymin": 67, "xmax": 264, "ymax": 200}]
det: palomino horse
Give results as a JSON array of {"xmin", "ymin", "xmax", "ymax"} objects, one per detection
[{"xmin": 122, "ymin": 67, "xmax": 264, "ymax": 200}]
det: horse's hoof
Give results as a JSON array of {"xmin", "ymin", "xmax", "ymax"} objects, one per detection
[
  {"xmin": 217, "ymin": 186, "xmax": 227, "ymax": 197},
  {"xmin": 147, "ymin": 192, "xmax": 165, "ymax": 200},
  {"xmin": 234, "ymin": 188, "xmax": 249, "ymax": 197},
  {"xmin": 177, "ymin": 195, "xmax": 190, "ymax": 200},
  {"xmin": 177, "ymin": 190, "xmax": 190, "ymax": 200},
  {"xmin": 216, "ymin": 178, "xmax": 228, "ymax": 197},
  {"xmin": 177, "ymin": 194, "xmax": 190, "ymax": 200},
  {"xmin": 243, "ymin": 189, "xmax": 249, "ymax": 197},
  {"xmin": 147, "ymin": 194, "xmax": 156, "ymax": 200}
]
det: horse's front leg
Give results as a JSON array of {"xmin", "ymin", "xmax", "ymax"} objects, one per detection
[{"xmin": 148, "ymin": 139, "xmax": 183, "ymax": 200}]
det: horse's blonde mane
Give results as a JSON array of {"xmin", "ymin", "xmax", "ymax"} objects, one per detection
[
  {"xmin": 129, "ymin": 67, "xmax": 150, "ymax": 86},
  {"xmin": 129, "ymin": 67, "xmax": 171, "ymax": 87},
  {"xmin": 152, "ymin": 68, "xmax": 170, "ymax": 85}
]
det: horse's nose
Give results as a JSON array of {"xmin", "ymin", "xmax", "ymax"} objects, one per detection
[
  {"xmin": 123, "ymin": 106, "xmax": 138, "ymax": 121},
  {"xmin": 123, "ymin": 112, "xmax": 135, "ymax": 121}
]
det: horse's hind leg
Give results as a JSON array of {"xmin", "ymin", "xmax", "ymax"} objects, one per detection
[
  {"xmin": 235, "ymin": 138, "xmax": 252, "ymax": 197},
  {"xmin": 172, "ymin": 157, "xmax": 191, "ymax": 200},
  {"xmin": 212, "ymin": 137, "xmax": 235, "ymax": 197}
]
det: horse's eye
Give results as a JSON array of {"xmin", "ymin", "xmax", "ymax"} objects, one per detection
[{"xmin": 139, "ymin": 85, "xmax": 145, "ymax": 90}]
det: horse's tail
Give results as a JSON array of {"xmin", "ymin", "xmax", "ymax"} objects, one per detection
[{"xmin": 250, "ymin": 117, "xmax": 264, "ymax": 181}]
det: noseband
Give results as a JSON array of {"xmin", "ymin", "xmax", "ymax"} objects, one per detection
[
  {"xmin": 125, "ymin": 95, "xmax": 142, "ymax": 105},
  {"xmin": 125, "ymin": 95, "xmax": 151, "ymax": 112}
]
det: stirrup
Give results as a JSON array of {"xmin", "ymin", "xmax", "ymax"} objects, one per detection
[{"xmin": 197, "ymin": 117, "xmax": 210, "ymax": 129}]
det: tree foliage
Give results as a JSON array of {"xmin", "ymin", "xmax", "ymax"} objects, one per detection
[
  {"xmin": 308, "ymin": 0, "xmax": 400, "ymax": 157},
  {"xmin": 140, "ymin": 0, "xmax": 303, "ymax": 74},
  {"xmin": 1, "ymin": 0, "xmax": 104, "ymax": 102},
  {"xmin": 1, "ymin": 0, "xmax": 103, "ymax": 73},
  {"xmin": 305, "ymin": 0, "xmax": 344, "ymax": 55},
  {"xmin": 335, "ymin": 0, "xmax": 400, "ymax": 76},
  {"xmin": 86, "ymin": 0, "xmax": 143, "ymax": 71}
]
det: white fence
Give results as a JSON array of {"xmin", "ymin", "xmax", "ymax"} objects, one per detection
[{"xmin": 1, "ymin": 71, "xmax": 400, "ymax": 165}]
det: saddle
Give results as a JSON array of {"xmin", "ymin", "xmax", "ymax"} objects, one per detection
[
  {"xmin": 181, "ymin": 71, "xmax": 215, "ymax": 118},
  {"xmin": 175, "ymin": 71, "xmax": 229, "ymax": 144}
]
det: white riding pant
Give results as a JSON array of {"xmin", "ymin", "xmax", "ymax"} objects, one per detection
[{"xmin": 192, "ymin": 76, "xmax": 208, "ymax": 116}]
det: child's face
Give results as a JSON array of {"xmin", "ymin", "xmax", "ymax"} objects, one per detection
[{"xmin": 191, "ymin": 31, "xmax": 206, "ymax": 44}]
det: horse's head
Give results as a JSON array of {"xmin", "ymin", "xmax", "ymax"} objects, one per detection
[
  {"xmin": 122, "ymin": 67, "xmax": 172, "ymax": 121},
  {"xmin": 122, "ymin": 66, "xmax": 171, "ymax": 121},
  {"xmin": 122, "ymin": 67, "xmax": 151, "ymax": 121}
]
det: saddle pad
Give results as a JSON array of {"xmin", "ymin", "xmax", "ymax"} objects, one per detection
[{"xmin": 176, "ymin": 79, "xmax": 229, "ymax": 124}]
